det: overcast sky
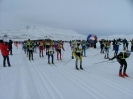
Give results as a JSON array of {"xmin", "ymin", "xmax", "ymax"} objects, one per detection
[{"xmin": 0, "ymin": 0, "xmax": 133, "ymax": 36}]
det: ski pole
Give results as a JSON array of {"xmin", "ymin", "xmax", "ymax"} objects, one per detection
[
  {"xmin": 107, "ymin": 61, "xmax": 117, "ymax": 63},
  {"xmin": 63, "ymin": 59, "xmax": 72, "ymax": 65},
  {"xmin": 94, "ymin": 53, "xmax": 100, "ymax": 56},
  {"xmin": 94, "ymin": 60, "xmax": 109, "ymax": 65}
]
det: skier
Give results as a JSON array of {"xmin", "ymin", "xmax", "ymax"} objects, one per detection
[
  {"xmin": 74, "ymin": 44, "xmax": 83, "ymax": 70},
  {"xmin": 109, "ymin": 50, "xmax": 131, "ymax": 77},
  {"xmin": 8, "ymin": 39, "xmax": 13, "ymax": 55},
  {"xmin": 45, "ymin": 41, "xmax": 50, "ymax": 55},
  {"xmin": 26, "ymin": 39, "xmax": 32, "ymax": 56},
  {"xmin": 114, "ymin": 39, "xmax": 121, "ymax": 56},
  {"xmin": 71, "ymin": 40, "xmax": 77, "ymax": 59},
  {"xmin": 22, "ymin": 41, "xmax": 27, "ymax": 54},
  {"xmin": 130, "ymin": 39, "xmax": 133, "ymax": 52},
  {"xmin": 38, "ymin": 41, "xmax": 44, "ymax": 57},
  {"xmin": 56, "ymin": 42, "xmax": 65, "ymax": 60},
  {"xmin": 81, "ymin": 40, "xmax": 87, "ymax": 57},
  {"xmin": 104, "ymin": 41, "xmax": 110, "ymax": 59},
  {"xmin": 28, "ymin": 45, "xmax": 34, "ymax": 61},
  {"xmin": 47, "ymin": 46, "xmax": 55, "ymax": 64}
]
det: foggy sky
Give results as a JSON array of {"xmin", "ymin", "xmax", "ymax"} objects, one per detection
[{"xmin": 0, "ymin": 0, "xmax": 133, "ymax": 36}]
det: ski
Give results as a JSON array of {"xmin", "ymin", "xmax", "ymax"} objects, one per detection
[
  {"xmin": 51, "ymin": 64, "xmax": 57, "ymax": 67},
  {"xmin": 29, "ymin": 59, "xmax": 34, "ymax": 62}
]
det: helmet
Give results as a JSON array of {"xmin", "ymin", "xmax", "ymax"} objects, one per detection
[{"xmin": 125, "ymin": 51, "xmax": 131, "ymax": 56}]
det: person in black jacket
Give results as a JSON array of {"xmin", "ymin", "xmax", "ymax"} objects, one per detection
[
  {"xmin": 109, "ymin": 51, "xmax": 131, "ymax": 78},
  {"xmin": 8, "ymin": 40, "xmax": 13, "ymax": 55}
]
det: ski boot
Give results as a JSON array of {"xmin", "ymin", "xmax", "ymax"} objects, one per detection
[
  {"xmin": 80, "ymin": 65, "xmax": 83, "ymax": 70},
  {"xmin": 72, "ymin": 56, "xmax": 74, "ymax": 59},
  {"xmin": 76, "ymin": 65, "xmax": 79, "ymax": 70},
  {"xmin": 123, "ymin": 72, "xmax": 129, "ymax": 77},
  {"xmin": 119, "ymin": 72, "xmax": 125, "ymax": 78}
]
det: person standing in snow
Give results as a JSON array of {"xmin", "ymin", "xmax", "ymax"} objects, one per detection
[
  {"xmin": 26, "ymin": 39, "xmax": 32, "ymax": 56},
  {"xmin": 104, "ymin": 41, "xmax": 110, "ymax": 59},
  {"xmin": 114, "ymin": 39, "xmax": 121, "ymax": 56},
  {"xmin": 81, "ymin": 40, "xmax": 87, "ymax": 57},
  {"xmin": 109, "ymin": 51, "xmax": 131, "ymax": 78},
  {"xmin": 8, "ymin": 39, "xmax": 13, "ymax": 55},
  {"xmin": 56, "ymin": 42, "xmax": 65, "ymax": 60},
  {"xmin": 38, "ymin": 41, "xmax": 44, "ymax": 57},
  {"xmin": 47, "ymin": 45, "xmax": 55, "ymax": 64},
  {"xmin": 0, "ymin": 40, "xmax": 11, "ymax": 67},
  {"xmin": 71, "ymin": 40, "xmax": 77, "ymax": 59},
  {"xmin": 130, "ymin": 39, "xmax": 133, "ymax": 52},
  {"xmin": 28, "ymin": 45, "xmax": 34, "ymax": 61},
  {"xmin": 73, "ymin": 44, "xmax": 83, "ymax": 70}
]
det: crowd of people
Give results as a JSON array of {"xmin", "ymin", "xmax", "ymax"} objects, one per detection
[{"xmin": 0, "ymin": 38, "xmax": 133, "ymax": 78}]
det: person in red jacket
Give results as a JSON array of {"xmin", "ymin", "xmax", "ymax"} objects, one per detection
[
  {"xmin": 0, "ymin": 40, "xmax": 11, "ymax": 67},
  {"xmin": 56, "ymin": 42, "xmax": 65, "ymax": 60},
  {"xmin": 38, "ymin": 41, "xmax": 44, "ymax": 57}
]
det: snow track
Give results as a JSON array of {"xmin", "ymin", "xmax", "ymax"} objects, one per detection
[{"xmin": 0, "ymin": 43, "xmax": 133, "ymax": 99}]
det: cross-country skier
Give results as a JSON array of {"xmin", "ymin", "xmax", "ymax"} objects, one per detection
[
  {"xmin": 47, "ymin": 46, "xmax": 55, "ymax": 64},
  {"xmin": 109, "ymin": 50, "xmax": 131, "ymax": 78},
  {"xmin": 74, "ymin": 44, "xmax": 83, "ymax": 70},
  {"xmin": 38, "ymin": 41, "xmax": 44, "ymax": 57},
  {"xmin": 28, "ymin": 45, "xmax": 34, "ymax": 61},
  {"xmin": 56, "ymin": 42, "xmax": 65, "ymax": 60}
]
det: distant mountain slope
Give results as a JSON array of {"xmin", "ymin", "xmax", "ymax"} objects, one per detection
[
  {"xmin": 0, "ymin": 26, "xmax": 133, "ymax": 41},
  {"xmin": 98, "ymin": 34, "xmax": 133, "ymax": 41},
  {"xmin": 0, "ymin": 26, "xmax": 86, "ymax": 41}
]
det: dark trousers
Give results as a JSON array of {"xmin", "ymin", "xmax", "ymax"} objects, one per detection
[
  {"xmin": 48, "ymin": 54, "xmax": 54, "ymax": 63},
  {"xmin": 29, "ymin": 50, "xmax": 33, "ymax": 60},
  {"xmin": 118, "ymin": 59, "xmax": 127, "ymax": 73},
  {"xmin": 3, "ymin": 56, "xmax": 11, "ymax": 67}
]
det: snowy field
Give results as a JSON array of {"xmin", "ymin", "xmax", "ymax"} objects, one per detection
[{"xmin": 0, "ymin": 42, "xmax": 133, "ymax": 99}]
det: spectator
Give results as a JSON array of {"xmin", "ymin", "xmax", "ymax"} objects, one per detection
[
  {"xmin": 0, "ymin": 40, "xmax": 11, "ymax": 67},
  {"xmin": 8, "ymin": 39, "xmax": 13, "ymax": 55}
]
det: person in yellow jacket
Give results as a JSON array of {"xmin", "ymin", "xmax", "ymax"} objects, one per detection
[
  {"xmin": 45, "ymin": 41, "xmax": 50, "ymax": 55},
  {"xmin": 109, "ymin": 51, "xmax": 131, "ymax": 77},
  {"xmin": 28, "ymin": 45, "xmax": 34, "ymax": 61},
  {"xmin": 74, "ymin": 44, "xmax": 83, "ymax": 70},
  {"xmin": 26, "ymin": 39, "xmax": 33, "ymax": 56}
]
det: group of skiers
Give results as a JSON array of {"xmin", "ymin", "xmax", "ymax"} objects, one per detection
[
  {"xmin": 22, "ymin": 39, "xmax": 65, "ymax": 64},
  {"xmin": 0, "ymin": 38, "xmax": 132, "ymax": 78}
]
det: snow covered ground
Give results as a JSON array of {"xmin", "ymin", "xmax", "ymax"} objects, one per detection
[{"xmin": 0, "ymin": 42, "xmax": 133, "ymax": 99}]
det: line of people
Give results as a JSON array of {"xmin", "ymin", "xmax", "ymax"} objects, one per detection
[
  {"xmin": 0, "ymin": 38, "xmax": 132, "ymax": 78},
  {"xmin": 22, "ymin": 39, "xmax": 65, "ymax": 64}
]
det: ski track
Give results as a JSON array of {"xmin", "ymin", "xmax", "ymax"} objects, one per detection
[
  {"xmin": 18, "ymin": 48, "xmax": 42, "ymax": 99},
  {"xmin": 33, "ymin": 61, "xmax": 65, "ymax": 99},
  {"xmin": 58, "ymin": 65, "xmax": 132, "ymax": 99},
  {"xmin": 81, "ymin": 69, "xmax": 133, "ymax": 97},
  {"xmin": 1, "ymin": 43, "xmax": 133, "ymax": 99},
  {"xmin": 14, "ymin": 48, "xmax": 23, "ymax": 99},
  {"xmin": 36, "ymin": 62, "xmax": 101, "ymax": 99},
  {"xmin": 51, "ymin": 65, "xmax": 108, "ymax": 99}
]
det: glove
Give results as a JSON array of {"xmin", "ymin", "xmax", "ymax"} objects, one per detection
[{"xmin": 72, "ymin": 56, "xmax": 74, "ymax": 59}]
